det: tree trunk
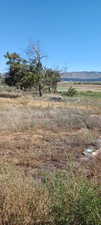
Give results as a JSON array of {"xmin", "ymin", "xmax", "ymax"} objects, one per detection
[
  {"xmin": 48, "ymin": 86, "xmax": 51, "ymax": 93},
  {"xmin": 39, "ymin": 84, "xmax": 42, "ymax": 97},
  {"xmin": 53, "ymin": 84, "xmax": 57, "ymax": 93}
]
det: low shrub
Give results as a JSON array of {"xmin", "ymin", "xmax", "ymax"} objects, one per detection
[
  {"xmin": 62, "ymin": 86, "xmax": 77, "ymax": 97},
  {"xmin": 48, "ymin": 171, "xmax": 101, "ymax": 225}
]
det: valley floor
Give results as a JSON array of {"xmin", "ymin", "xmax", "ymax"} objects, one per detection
[
  {"xmin": 0, "ymin": 89, "xmax": 101, "ymax": 224},
  {"xmin": 0, "ymin": 93, "xmax": 101, "ymax": 181}
]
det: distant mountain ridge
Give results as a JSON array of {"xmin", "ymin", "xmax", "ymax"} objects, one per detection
[
  {"xmin": 62, "ymin": 71, "xmax": 101, "ymax": 79},
  {"xmin": 61, "ymin": 72, "xmax": 101, "ymax": 82}
]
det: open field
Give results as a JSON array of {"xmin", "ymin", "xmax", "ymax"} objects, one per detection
[
  {"xmin": 58, "ymin": 81, "xmax": 101, "ymax": 92},
  {"xmin": 0, "ymin": 89, "xmax": 101, "ymax": 224},
  {"xmin": 0, "ymin": 93, "xmax": 101, "ymax": 176}
]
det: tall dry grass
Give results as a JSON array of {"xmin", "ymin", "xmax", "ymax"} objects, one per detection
[{"xmin": 0, "ymin": 162, "xmax": 100, "ymax": 225}]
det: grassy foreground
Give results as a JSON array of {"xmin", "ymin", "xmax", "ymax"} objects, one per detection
[
  {"xmin": 0, "ymin": 86, "xmax": 101, "ymax": 225},
  {"xmin": 0, "ymin": 163, "xmax": 101, "ymax": 225}
]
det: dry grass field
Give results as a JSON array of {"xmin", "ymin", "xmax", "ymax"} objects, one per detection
[
  {"xmin": 0, "ymin": 87, "xmax": 101, "ymax": 225},
  {"xmin": 0, "ymin": 90, "xmax": 101, "ymax": 180},
  {"xmin": 58, "ymin": 81, "xmax": 101, "ymax": 92}
]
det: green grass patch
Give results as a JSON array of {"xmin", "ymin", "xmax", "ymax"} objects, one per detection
[{"xmin": 78, "ymin": 91, "xmax": 101, "ymax": 98}]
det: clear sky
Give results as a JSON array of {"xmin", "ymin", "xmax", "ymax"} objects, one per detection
[{"xmin": 0, "ymin": 0, "xmax": 101, "ymax": 72}]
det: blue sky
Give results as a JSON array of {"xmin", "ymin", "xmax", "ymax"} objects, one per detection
[{"xmin": 0, "ymin": 0, "xmax": 101, "ymax": 72}]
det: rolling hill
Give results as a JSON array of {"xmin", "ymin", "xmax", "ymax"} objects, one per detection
[{"xmin": 61, "ymin": 71, "xmax": 101, "ymax": 82}]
